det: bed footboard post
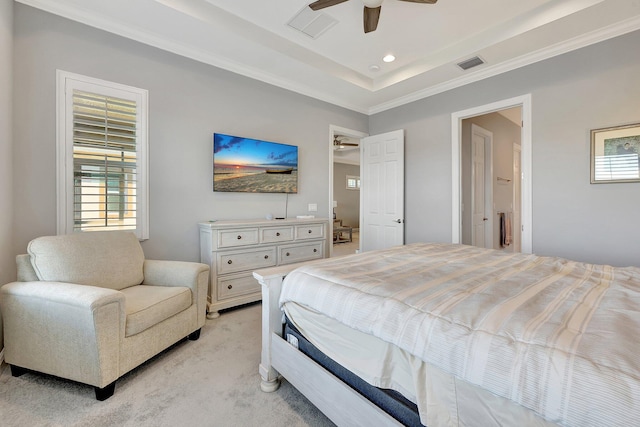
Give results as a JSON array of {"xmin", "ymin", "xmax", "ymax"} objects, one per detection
[{"xmin": 253, "ymin": 269, "xmax": 287, "ymax": 392}]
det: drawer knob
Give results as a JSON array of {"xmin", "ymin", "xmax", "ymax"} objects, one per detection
[
  {"xmin": 308, "ymin": 230, "xmax": 312, "ymax": 234},
  {"xmin": 264, "ymin": 255, "xmax": 269, "ymax": 259},
  {"xmin": 237, "ymin": 235, "xmax": 242, "ymax": 240},
  {"xmin": 276, "ymin": 232, "xmax": 280, "ymax": 236},
  {"xmin": 313, "ymin": 249, "xmax": 317, "ymax": 253},
  {"xmin": 227, "ymin": 284, "xmax": 233, "ymax": 289},
  {"xmin": 227, "ymin": 260, "xmax": 233, "ymax": 264},
  {"xmin": 286, "ymin": 252, "xmax": 290, "ymax": 257}
]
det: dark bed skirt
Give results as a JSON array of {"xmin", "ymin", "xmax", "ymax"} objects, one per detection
[{"xmin": 283, "ymin": 317, "xmax": 424, "ymax": 427}]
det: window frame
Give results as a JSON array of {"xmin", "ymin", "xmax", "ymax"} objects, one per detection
[
  {"xmin": 56, "ymin": 70, "xmax": 149, "ymax": 239},
  {"xmin": 346, "ymin": 175, "xmax": 360, "ymax": 190}
]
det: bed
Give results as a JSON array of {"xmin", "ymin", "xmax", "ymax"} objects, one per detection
[{"xmin": 253, "ymin": 243, "xmax": 640, "ymax": 426}]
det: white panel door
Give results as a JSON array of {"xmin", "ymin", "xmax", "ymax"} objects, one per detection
[
  {"xmin": 471, "ymin": 132, "xmax": 487, "ymax": 247},
  {"xmin": 513, "ymin": 144, "xmax": 522, "ymax": 252},
  {"xmin": 361, "ymin": 130, "xmax": 404, "ymax": 252}
]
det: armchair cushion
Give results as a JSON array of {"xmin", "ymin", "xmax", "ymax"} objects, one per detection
[
  {"xmin": 27, "ymin": 231, "xmax": 144, "ymax": 290},
  {"xmin": 121, "ymin": 285, "xmax": 192, "ymax": 337}
]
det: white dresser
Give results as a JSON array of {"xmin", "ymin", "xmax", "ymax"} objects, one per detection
[{"xmin": 199, "ymin": 218, "xmax": 330, "ymax": 318}]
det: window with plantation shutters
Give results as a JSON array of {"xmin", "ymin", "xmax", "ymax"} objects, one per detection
[{"xmin": 57, "ymin": 71, "xmax": 149, "ymax": 239}]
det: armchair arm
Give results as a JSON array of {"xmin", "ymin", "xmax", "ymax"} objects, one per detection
[
  {"xmin": 16, "ymin": 254, "xmax": 38, "ymax": 281},
  {"xmin": 0, "ymin": 281, "xmax": 125, "ymax": 388},
  {"xmin": 142, "ymin": 260, "xmax": 209, "ymax": 325}
]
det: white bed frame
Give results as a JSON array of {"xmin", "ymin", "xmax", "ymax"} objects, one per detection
[{"xmin": 253, "ymin": 264, "xmax": 402, "ymax": 427}]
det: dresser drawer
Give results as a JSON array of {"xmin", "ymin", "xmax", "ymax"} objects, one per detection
[
  {"xmin": 279, "ymin": 242, "xmax": 324, "ymax": 265},
  {"xmin": 200, "ymin": 218, "xmax": 329, "ymax": 318},
  {"xmin": 217, "ymin": 247, "xmax": 277, "ymax": 274},
  {"xmin": 218, "ymin": 228, "xmax": 259, "ymax": 248},
  {"xmin": 217, "ymin": 273, "xmax": 259, "ymax": 300},
  {"xmin": 295, "ymin": 223, "xmax": 325, "ymax": 240},
  {"xmin": 261, "ymin": 226, "xmax": 294, "ymax": 244}
]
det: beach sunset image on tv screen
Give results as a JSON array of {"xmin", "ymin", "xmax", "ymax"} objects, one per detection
[{"xmin": 213, "ymin": 133, "xmax": 298, "ymax": 193}]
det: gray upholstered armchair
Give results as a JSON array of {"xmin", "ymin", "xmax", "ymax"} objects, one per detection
[{"xmin": 0, "ymin": 231, "xmax": 209, "ymax": 400}]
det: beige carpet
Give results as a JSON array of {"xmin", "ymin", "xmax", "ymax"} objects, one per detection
[
  {"xmin": 0, "ymin": 303, "xmax": 334, "ymax": 427},
  {"xmin": 332, "ymin": 231, "xmax": 359, "ymax": 257}
]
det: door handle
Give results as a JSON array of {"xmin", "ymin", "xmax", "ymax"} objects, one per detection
[
  {"xmin": 483, "ymin": 217, "xmax": 488, "ymax": 221},
  {"xmin": 394, "ymin": 219, "xmax": 404, "ymax": 223}
]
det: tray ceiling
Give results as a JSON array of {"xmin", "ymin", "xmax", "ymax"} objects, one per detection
[{"xmin": 17, "ymin": 0, "xmax": 640, "ymax": 114}]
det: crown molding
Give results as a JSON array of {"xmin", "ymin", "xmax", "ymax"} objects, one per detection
[
  {"xmin": 16, "ymin": 0, "xmax": 640, "ymax": 117},
  {"xmin": 368, "ymin": 14, "xmax": 640, "ymax": 115},
  {"xmin": 15, "ymin": 0, "xmax": 371, "ymax": 114}
]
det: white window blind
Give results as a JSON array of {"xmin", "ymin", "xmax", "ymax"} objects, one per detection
[
  {"xmin": 57, "ymin": 71, "xmax": 148, "ymax": 238},
  {"xmin": 72, "ymin": 91, "xmax": 138, "ymax": 232},
  {"xmin": 594, "ymin": 154, "xmax": 640, "ymax": 181}
]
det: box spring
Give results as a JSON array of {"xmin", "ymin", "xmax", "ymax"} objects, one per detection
[{"xmin": 284, "ymin": 317, "xmax": 424, "ymax": 427}]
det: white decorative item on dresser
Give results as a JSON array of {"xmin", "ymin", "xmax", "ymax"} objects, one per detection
[{"xmin": 199, "ymin": 218, "xmax": 329, "ymax": 318}]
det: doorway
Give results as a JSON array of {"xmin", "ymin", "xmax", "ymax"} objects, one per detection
[
  {"xmin": 451, "ymin": 94, "xmax": 532, "ymax": 253},
  {"xmin": 329, "ymin": 126, "xmax": 405, "ymax": 256},
  {"xmin": 329, "ymin": 125, "xmax": 367, "ymax": 257}
]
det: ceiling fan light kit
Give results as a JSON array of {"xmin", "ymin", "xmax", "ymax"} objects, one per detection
[{"xmin": 308, "ymin": 0, "xmax": 438, "ymax": 34}]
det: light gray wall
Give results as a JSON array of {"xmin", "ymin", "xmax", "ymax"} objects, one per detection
[
  {"xmin": 0, "ymin": 0, "xmax": 14, "ymax": 353},
  {"xmin": 370, "ymin": 29, "xmax": 640, "ymax": 267},
  {"xmin": 333, "ymin": 162, "xmax": 360, "ymax": 228},
  {"xmin": 12, "ymin": 5, "xmax": 367, "ymax": 263}
]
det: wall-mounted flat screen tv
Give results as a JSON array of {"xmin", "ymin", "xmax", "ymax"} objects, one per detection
[{"xmin": 213, "ymin": 133, "xmax": 298, "ymax": 193}]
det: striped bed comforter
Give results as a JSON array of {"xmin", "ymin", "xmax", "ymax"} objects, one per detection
[{"xmin": 279, "ymin": 243, "xmax": 640, "ymax": 426}]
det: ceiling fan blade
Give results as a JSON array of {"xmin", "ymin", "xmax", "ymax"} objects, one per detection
[
  {"xmin": 309, "ymin": 0, "xmax": 350, "ymax": 11},
  {"xmin": 363, "ymin": 6, "xmax": 381, "ymax": 33},
  {"xmin": 398, "ymin": 0, "xmax": 438, "ymax": 3},
  {"xmin": 334, "ymin": 139, "xmax": 358, "ymax": 147}
]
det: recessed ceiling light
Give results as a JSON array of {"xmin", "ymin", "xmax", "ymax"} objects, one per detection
[
  {"xmin": 382, "ymin": 54, "xmax": 396, "ymax": 63},
  {"xmin": 369, "ymin": 65, "xmax": 380, "ymax": 72}
]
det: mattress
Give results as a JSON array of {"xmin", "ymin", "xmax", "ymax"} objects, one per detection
[
  {"xmin": 284, "ymin": 302, "xmax": 557, "ymax": 427},
  {"xmin": 280, "ymin": 242, "xmax": 640, "ymax": 426}
]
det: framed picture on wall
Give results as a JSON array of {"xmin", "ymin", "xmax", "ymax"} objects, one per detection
[{"xmin": 591, "ymin": 122, "xmax": 640, "ymax": 183}]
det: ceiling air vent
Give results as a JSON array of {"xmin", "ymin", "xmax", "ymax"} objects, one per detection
[
  {"xmin": 457, "ymin": 56, "xmax": 485, "ymax": 71},
  {"xmin": 287, "ymin": 6, "xmax": 338, "ymax": 39}
]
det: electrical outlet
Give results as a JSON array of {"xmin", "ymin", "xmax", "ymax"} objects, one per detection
[{"xmin": 308, "ymin": 203, "xmax": 317, "ymax": 212}]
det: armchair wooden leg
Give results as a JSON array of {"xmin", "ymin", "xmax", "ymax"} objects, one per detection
[
  {"xmin": 188, "ymin": 328, "xmax": 201, "ymax": 341},
  {"xmin": 95, "ymin": 381, "xmax": 116, "ymax": 401},
  {"xmin": 10, "ymin": 365, "xmax": 28, "ymax": 377}
]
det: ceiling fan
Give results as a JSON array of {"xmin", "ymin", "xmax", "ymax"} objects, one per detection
[
  {"xmin": 334, "ymin": 135, "xmax": 359, "ymax": 150},
  {"xmin": 309, "ymin": 0, "xmax": 438, "ymax": 34}
]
